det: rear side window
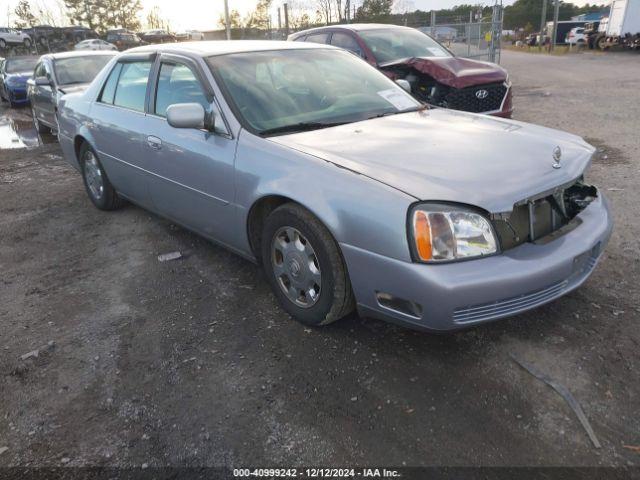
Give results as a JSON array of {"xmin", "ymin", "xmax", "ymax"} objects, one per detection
[
  {"xmin": 305, "ymin": 33, "xmax": 329, "ymax": 44},
  {"xmin": 330, "ymin": 32, "xmax": 363, "ymax": 56},
  {"xmin": 154, "ymin": 62, "xmax": 209, "ymax": 117},
  {"xmin": 99, "ymin": 61, "xmax": 151, "ymax": 111},
  {"xmin": 99, "ymin": 63, "xmax": 123, "ymax": 104}
]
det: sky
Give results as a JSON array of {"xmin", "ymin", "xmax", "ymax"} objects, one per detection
[{"xmin": 1, "ymin": 0, "xmax": 596, "ymax": 31}]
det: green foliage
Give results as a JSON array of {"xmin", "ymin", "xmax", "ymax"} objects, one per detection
[
  {"xmin": 14, "ymin": 0, "xmax": 37, "ymax": 28},
  {"xmin": 503, "ymin": 0, "xmax": 605, "ymax": 30},
  {"xmin": 218, "ymin": 0, "xmax": 272, "ymax": 30},
  {"xmin": 355, "ymin": 0, "xmax": 394, "ymax": 23},
  {"xmin": 64, "ymin": 0, "xmax": 142, "ymax": 33}
]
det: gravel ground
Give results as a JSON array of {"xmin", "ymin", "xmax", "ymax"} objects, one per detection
[{"xmin": 0, "ymin": 50, "xmax": 639, "ymax": 469}]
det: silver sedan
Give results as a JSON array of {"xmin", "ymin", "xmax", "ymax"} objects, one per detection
[{"xmin": 57, "ymin": 41, "xmax": 612, "ymax": 331}]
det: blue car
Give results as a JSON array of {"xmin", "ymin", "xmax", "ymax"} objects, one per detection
[{"xmin": 0, "ymin": 56, "xmax": 39, "ymax": 107}]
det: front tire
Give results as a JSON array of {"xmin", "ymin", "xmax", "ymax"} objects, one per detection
[
  {"xmin": 79, "ymin": 143, "xmax": 126, "ymax": 211},
  {"xmin": 261, "ymin": 203, "xmax": 355, "ymax": 326}
]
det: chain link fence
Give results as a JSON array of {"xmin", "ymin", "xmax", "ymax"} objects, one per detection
[
  {"xmin": 204, "ymin": 5, "xmax": 503, "ymax": 64},
  {"xmin": 405, "ymin": 5, "xmax": 504, "ymax": 63}
]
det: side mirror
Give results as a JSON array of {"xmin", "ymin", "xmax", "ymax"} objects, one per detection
[
  {"xmin": 395, "ymin": 79, "xmax": 411, "ymax": 93},
  {"xmin": 166, "ymin": 103, "xmax": 206, "ymax": 129},
  {"xmin": 35, "ymin": 76, "xmax": 52, "ymax": 87}
]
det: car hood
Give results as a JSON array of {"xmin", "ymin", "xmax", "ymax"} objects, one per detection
[
  {"xmin": 380, "ymin": 56, "xmax": 508, "ymax": 89},
  {"xmin": 268, "ymin": 109, "xmax": 595, "ymax": 213},
  {"xmin": 57, "ymin": 83, "xmax": 90, "ymax": 95}
]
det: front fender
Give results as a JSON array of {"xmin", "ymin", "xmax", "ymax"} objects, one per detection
[{"xmin": 234, "ymin": 130, "xmax": 416, "ymax": 262}]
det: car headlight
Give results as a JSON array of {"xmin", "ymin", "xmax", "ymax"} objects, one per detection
[{"xmin": 409, "ymin": 203, "xmax": 498, "ymax": 262}]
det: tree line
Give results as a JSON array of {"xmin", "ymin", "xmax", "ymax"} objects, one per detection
[
  {"xmin": 12, "ymin": 0, "xmax": 606, "ymax": 36},
  {"xmin": 11, "ymin": 0, "xmax": 173, "ymax": 34}
]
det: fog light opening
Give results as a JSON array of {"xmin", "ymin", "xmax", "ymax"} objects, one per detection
[{"xmin": 376, "ymin": 292, "xmax": 423, "ymax": 319}]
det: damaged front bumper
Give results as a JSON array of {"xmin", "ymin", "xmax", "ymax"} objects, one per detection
[
  {"xmin": 380, "ymin": 57, "xmax": 513, "ymax": 117},
  {"xmin": 341, "ymin": 192, "xmax": 612, "ymax": 331}
]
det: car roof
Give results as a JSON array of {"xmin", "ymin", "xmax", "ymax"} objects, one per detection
[
  {"xmin": 42, "ymin": 51, "xmax": 117, "ymax": 60},
  {"xmin": 291, "ymin": 23, "xmax": 412, "ymax": 37},
  {"xmin": 127, "ymin": 40, "xmax": 336, "ymax": 57}
]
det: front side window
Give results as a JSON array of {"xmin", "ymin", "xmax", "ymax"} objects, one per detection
[
  {"xmin": 53, "ymin": 55, "xmax": 115, "ymax": 86},
  {"xmin": 34, "ymin": 62, "xmax": 47, "ymax": 78},
  {"xmin": 207, "ymin": 48, "xmax": 420, "ymax": 135},
  {"xmin": 112, "ymin": 61, "xmax": 152, "ymax": 111},
  {"xmin": 359, "ymin": 28, "xmax": 451, "ymax": 64},
  {"xmin": 154, "ymin": 62, "xmax": 209, "ymax": 117}
]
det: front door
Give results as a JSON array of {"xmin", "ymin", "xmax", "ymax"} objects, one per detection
[
  {"xmin": 32, "ymin": 61, "xmax": 56, "ymax": 127},
  {"xmin": 142, "ymin": 55, "xmax": 237, "ymax": 244}
]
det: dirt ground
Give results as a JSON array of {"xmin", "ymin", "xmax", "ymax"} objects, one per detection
[{"xmin": 0, "ymin": 50, "xmax": 639, "ymax": 469}]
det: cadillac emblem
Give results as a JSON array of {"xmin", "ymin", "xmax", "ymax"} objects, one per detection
[
  {"xmin": 552, "ymin": 146, "xmax": 562, "ymax": 169},
  {"xmin": 475, "ymin": 89, "xmax": 489, "ymax": 99}
]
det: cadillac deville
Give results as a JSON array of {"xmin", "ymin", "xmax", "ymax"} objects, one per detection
[{"xmin": 57, "ymin": 41, "xmax": 612, "ymax": 331}]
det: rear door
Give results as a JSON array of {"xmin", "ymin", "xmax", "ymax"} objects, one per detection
[
  {"xmin": 88, "ymin": 55, "xmax": 154, "ymax": 206},
  {"xmin": 141, "ymin": 53, "xmax": 237, "ymax": 243},
  {"xmin": 329, "ymin": 31, "xmax": 365, "ymax": 58}
]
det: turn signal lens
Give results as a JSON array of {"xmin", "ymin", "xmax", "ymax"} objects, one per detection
[
  {"xmin": 413, "ymin": 211, "xmax": 432, "ymax": 261},
  {"xmin": 411, "ymin": 205, "xmax": 498, "ymax": 262}
]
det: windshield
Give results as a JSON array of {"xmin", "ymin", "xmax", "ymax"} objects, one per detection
[
  {"xmin": 6, "ymin": 57, "xmax": 38, "ymax": 74},
  {"xmin": 207, "ymin": 48, "xmax": 420, "ymax": 135},
  {"xmin": 359, "ymin": 28, "xmax": 452, "ymax": 64},
  {"xmin": 54, "ymin": 55, "xmax": 115, "ymax": 85}
]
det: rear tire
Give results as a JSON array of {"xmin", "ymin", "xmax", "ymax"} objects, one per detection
[
  {"xmin": 261, "ymin": 203, "xmax": 355, "ymax": 326},
  {"xmin": 79, "ymin": 143, "xmax": 126, "ymax": 211}
]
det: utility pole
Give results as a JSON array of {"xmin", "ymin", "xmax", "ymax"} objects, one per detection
[
  {"xmin": 224, "ymin": 0, "xmax": 231, "ymax": 40},
  {"xmin": 551, "ymin": 0, "xmax": 560, "ymax": 50},
  {"xmin": 430, "ymin": 11, "xmax": 436, "ymax": 37},
  {"xmin": 277, "ymin": 7, "xmax": 282, "ymax": 31},
  {"xmin": 283, "ymin": 2, "xmax": 289, "ymax": 37},
  {"xmin": 538, "ymin": 0, "xmax": 547, "ymax": 51}
]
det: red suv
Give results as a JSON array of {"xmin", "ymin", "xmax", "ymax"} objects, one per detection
[{"xmin": 289, "ymin": 24, "xmax": 513, "ymax": 118}]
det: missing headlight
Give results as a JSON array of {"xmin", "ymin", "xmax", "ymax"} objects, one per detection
[{"xmin": 492, "ymin": 181, "xmax": 598, "ymax": 250}]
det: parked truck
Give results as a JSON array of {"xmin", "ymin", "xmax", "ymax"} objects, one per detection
[
  {"xmin": 545, "ymin": 21, "xmax": 587, "ymax": 44},
  {"xmin": 595, "ymin": 0, "xmax": 640, "ymax": 50}
]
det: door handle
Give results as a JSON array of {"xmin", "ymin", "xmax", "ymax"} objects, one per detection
[{"xmin": 147, "ymin": 136, "xmax": 162, "ymax": 150}]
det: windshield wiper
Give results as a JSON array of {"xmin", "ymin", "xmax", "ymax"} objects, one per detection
[
  {"xmin": 259, "ymin": 121, "xmax": 348, "ymax": 136},
  {"xmin": 366, "ymin": 104, "xmax": 429, "ymax": 120}
]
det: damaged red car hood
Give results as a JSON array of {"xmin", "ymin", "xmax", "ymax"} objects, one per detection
[
  {"xmin": 381, "ymin": 56, "xmax": 508, "ymax": 89},
  {"xmin": 268, "ymin": 109, "xmax": 595, "ymax": 213}
]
